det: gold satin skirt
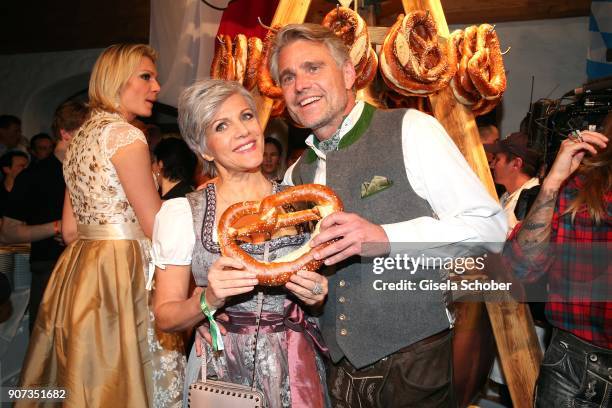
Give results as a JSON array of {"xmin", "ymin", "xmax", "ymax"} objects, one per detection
[{"xmin": 17, "ymin": 225, "xmax": 184, "ymax": 407}]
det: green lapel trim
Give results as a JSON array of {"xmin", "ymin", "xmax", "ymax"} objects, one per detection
[
  {"xmin": 303, "ymin": 103, "xmax": 376, "ymax": 164},
  {"xmin": 304, "ymin": 148, "xmax": 317, "ymax": 164},
  {"xmin": 338, "ymin": 102, "xmax": 376, "ymax": 150}
]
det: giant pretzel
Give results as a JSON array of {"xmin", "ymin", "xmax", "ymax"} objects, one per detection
[
  {"xmin": 322, "ymin": 6, "xmax": 378, "ymax": 90},
  {"xmin": 218, "ymin": 184, "xmax": 344, "ymax": 286},
  {"xmin": 449, "ymin": 24, "xmax": 507, "ymax": 116},
  {"xmin": 468, "ymin": 24, "xmax": 506, "ymax": 100},
  {"xmin": 380, "ymin": 12, "xmax": 457, "ymax": 96}
]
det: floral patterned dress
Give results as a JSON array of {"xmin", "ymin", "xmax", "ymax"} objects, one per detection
[{"xmin": 18, "ymin": 110, "xmax": 185, "ymax": 408}]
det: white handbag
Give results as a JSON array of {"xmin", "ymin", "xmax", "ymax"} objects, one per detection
[{"xmin": 188, "ymin": 292, "xmax": 266, "ymax": 408}]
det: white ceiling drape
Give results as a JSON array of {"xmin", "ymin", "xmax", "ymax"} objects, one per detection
[{"xmin": 149, "ymin": 0, "xmax": 229, "ymax": 107}]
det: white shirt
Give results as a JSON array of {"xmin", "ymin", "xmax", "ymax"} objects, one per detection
[
  {"xmin": 283, "ymin": 101, "xmax": 508, "ymax": 255},
  {"xmin": 151, "ymin": 197, "xmax": 195, "ymax": 269},
  {"xmin": 500, "ymin": 177, "xmax": 540, "ymax": 233}
]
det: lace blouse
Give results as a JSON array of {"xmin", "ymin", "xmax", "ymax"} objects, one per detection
[{"xmin": 63, "ymin": 110, "xmax": 148, "ymax": 225}]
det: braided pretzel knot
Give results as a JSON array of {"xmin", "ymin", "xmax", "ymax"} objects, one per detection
[
  {"xmin": 380, "ymin": 12, "xmax": 457, "ymax": 96},
  {"xmin": 218, "ymin": 184, "xmax": 344, "ymax": 286},
  {"xmin": 467, "ymin": 24, "xmax": 506, "ymax": 100},
  {"xmin": 322, "ymin": 7, "xmax": 378, "ymax": 90},
  {"xmin": 449, "ymin": 24, "xmax": 506, "ymax": 116}
]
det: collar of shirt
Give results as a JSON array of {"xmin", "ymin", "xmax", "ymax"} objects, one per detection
[
  {"xmin": 304, "ymin": 100, "xmax": 365, "ymax": 161},
  {"xmin": 500, "ymin": 177, "xmax": 540, "ymax": 208}
]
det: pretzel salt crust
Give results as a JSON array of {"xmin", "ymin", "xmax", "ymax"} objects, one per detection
[
  {"xmin": 448, "ymin": 24, "xmax": 507, "ymax": 116},
  {"xmin": 467, "ymin": 24, "xmax": 506, "ymax": 100},
  {"xmin": 218, "ymin": 184, "xmax": 344, "ymax": 286},
  {"xmin": 380, "ymin": 12, "xmax": 456, "ymax": 96}
]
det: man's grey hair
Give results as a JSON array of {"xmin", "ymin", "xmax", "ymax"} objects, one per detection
[
  {"xmin": 269, "ymin": 23, "xmax": 350, "ymax": 84},
  {"xmin": 178, "ymin": 78, "xmax": 257, "ymax": 177}
]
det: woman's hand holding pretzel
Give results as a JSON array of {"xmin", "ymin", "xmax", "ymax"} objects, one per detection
[{"xmin": 204, "ymin": 256, "xmax": 258, "ymax": 310}]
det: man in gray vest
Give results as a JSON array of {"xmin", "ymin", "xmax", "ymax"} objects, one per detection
[{"xmin": 272, "ymin": 24, "xmax": 507, "ymax": 407}]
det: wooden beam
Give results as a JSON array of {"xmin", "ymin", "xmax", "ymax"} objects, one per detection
[
  {"xmin": 399, "ymin": 1, "xmax": 543, "ymax": 406},
  {"xmin": 368, "ymin": 27, "xmax": 390, "ymax": 45}
]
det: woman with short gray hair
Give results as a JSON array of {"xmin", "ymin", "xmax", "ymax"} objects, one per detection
[
  {"xmin": 178, "ymin": 79, "xmax": 257, "ymax": 177},
  {"xmin": 152, "ymin": 79, "xmax": 330, "ymax": 407}
]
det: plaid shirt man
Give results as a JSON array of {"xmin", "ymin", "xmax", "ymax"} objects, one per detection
[{"xmin": 505, "ymin": 174, "xmax": 611, "ymax": 349}]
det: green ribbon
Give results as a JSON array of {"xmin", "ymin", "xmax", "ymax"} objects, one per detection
[{"xmin": 200, "ymin": 291, "xmax": 224, "ymax": 351}]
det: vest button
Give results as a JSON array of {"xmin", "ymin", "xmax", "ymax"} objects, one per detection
[
  {"xmin": 589, "ymin": 354, "xmax": 598, "ymax": 362},
  {"xmin": 338, "ymin": 280, "xmax": 346, "ymax": 287},
  {"xmin": 338, "ymin": 314, "xmax": 346, "ymax": 321},
  {"xmin": 340, "ymin": 329, "xmax": 348, "ymax": 336},
  {"xmin": 338, "ymin": 296, "xmax": 346, "ymax": 303}
]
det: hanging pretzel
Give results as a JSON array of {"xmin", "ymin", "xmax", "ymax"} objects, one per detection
[
  {"xmin": 448, "ymin": 24, "xmax": 507, "ymax": 116},
  {"xmin": 257, "ymin": 26, "xmax": 284, "ymax": 99},
  {"xmin": 232, "ymin": 34, "xmax": 248, "ymax": 85},
  {"xmin": 380, "ymin": 13, "xmax": 457, "ymax": 96},
  {"xmin": 244, "ymin": 36, "xmax": 263, "ymax": 91},
  {"xmin": 397, "ymin": 11, "xmax": 448, "ymax": 82},
  {"xmin": 210, "ymin": 34, "xmax": 236, "ymax": 81},
  {"xmin": 218, "ymin": 184, "xmax": 344, "ymax": 286},
  {"xmin": 467, "ymin": 24, "xmax": 507, "ymax": 99}
]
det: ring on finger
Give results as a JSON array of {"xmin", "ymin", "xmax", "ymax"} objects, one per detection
[
  {"xmin": 569, "ymin": 130, "xmax": 583, "ymax": 143},
  {"xmin": 311, "ymin": 281, "xmax": 324, "ymax": 296}
]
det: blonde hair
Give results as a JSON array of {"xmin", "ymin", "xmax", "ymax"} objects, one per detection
[
  {"xmin": 564, "ymin": 112, "xmax": 612, "ymax": 224},
  {"xmin": 88, "ymin": 44, "xmax": 158, "ymax": 113}
]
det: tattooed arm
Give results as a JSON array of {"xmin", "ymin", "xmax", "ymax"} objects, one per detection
[
  {"xmin": 510, "ymin": 131, "xmax": 608, "ymax": 273},
  {"xmin": 514, "ymin": 185, "xmax": 558, "ymax": 263}
]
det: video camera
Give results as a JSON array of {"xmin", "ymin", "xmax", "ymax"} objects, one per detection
[{"xmin": 524, "ymin": 76, "xmax": 612, "ymax": 168}]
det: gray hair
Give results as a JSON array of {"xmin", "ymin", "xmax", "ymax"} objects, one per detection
[
  {"xmin": 178, "ymin": 79, "xmax": 257, "ymax": 177},
  {"xmin": 269, "ymin": 23, "xmax": 350, "ymax": 84}
]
